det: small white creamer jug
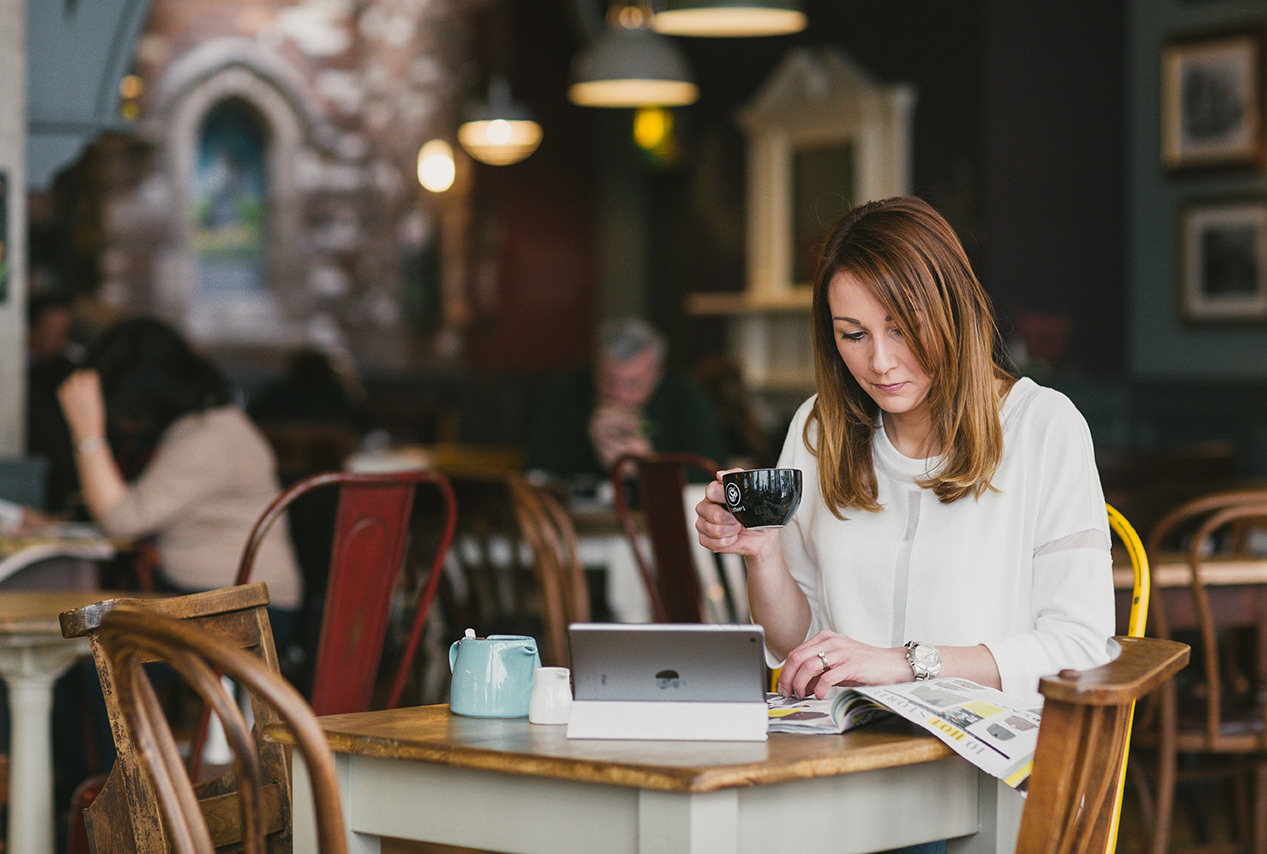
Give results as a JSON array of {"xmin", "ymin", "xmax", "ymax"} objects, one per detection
[{"xmin": 528, "ymin": 666, "xmax": 572, "ymax": 725}]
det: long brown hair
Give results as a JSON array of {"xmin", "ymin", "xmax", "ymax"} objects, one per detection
[{"xmin": 806, "ymin": 196, "xmax": 1013, "ymax": 516}]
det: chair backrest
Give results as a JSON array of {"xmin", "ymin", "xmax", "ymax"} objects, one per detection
[
  {"xmin": 506, "ymin": 474, "xmax": 590, "ymax": 666},
  {"xmin": 1145, "ymin": 488, "xmax": 1267, "ymax": 557},
  {"xmin": 93, "ymin": 605, "xmax": 348, "ymax": 854},
  {"xmin": 1107, "ymin": 503, "xmax": 1150, "ymax": 639},
  {"xmin": 438, "ymin": 474, "xmax": 543, "ymax": 642},
  {"xmin": 1015, "ymin": 635, "xmax": 1189, "ymax": 854},
  {"xmin": 1143, "ymin": 488, "xmax": 1267, "ymax": 643},
  {"xmin": 1163, "ymin": 500, "xmax": 1267, "ymax": 740},
  {"xmin": 1102, "ymin": 502, "xmax": 1151, "ymax": 854},
  {"xmin": 610, "ymin": 452, "xmax": 721, "ymax": 623},
  {"xmin": 234, "ymin": 467, "xmax": 457, "ymax": 714},
  {"xmin": 59, "ymin": 584, "xmax": 289, "ymax": 854}
]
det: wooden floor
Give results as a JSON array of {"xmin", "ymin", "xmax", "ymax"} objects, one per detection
[{"xmin": 1115, "ymin": 769, "xmax": 1242, "ymax": 854}]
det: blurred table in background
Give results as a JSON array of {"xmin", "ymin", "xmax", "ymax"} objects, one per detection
[
  {"xmin": 346, "ymin": 448, "xmax": 654, "ymax": 623},
  {"xmin": 1113, "ymin": 552, "xmax": 1267, "ymax": 687},
  {"xmin": 347, "ymin": 443, "xmax": 525, "ymax": 479},
  {"xmin": 0, "ymin": 589, "xmax": 122, "ymax": 854},
  {"xmin": 0, "ymin": 522, "xmax": 114, "ymax": 590}
]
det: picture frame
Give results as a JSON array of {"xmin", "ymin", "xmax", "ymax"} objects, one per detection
[
  {"xmin": 1161, "ymin": 29, "xmax": 1264, "ymax": 170},
  {"xmin": 1179, "ymin": 200, "xmax": 1267, "ymax": 322}
]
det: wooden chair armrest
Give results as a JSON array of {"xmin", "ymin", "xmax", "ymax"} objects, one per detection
[{"xmin": 1038, "ymin": 635, "xmax": 1190, "ymax": 706}]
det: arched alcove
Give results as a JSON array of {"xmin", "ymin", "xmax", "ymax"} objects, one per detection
[{"xmin": 148, "ymin": 41, "xmax": 328, "ymax": 347}]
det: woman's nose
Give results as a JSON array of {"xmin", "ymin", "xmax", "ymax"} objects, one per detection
[{"xmin": 870, "ymin": 339, "xmax": 898, "ymax": 372}]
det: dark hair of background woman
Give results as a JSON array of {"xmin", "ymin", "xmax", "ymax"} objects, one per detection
[{"xmin": 87, "ymin": 317, "xmax": 232, "ymax": 441}]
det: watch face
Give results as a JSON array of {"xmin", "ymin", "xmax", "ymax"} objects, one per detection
[{"xmin": 913, "ymin": 644, "xmax": 940, "ymax": 671}]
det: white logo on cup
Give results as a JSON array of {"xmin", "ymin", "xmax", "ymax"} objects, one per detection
[{"xmin": 725, "ymin": 482, "xmax": 742, "ymax": 507}]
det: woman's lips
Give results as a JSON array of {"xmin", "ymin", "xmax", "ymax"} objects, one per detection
[{"xmin": 873, "ymin": 382, "xmax": 907, "ymax": 393}]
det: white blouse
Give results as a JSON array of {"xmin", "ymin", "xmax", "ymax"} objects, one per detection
[{"xmin": 774, "ymin": 377, "xmax": 1115, "ymax": 701}]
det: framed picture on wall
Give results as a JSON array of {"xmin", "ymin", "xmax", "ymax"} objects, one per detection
[
  {"xmin": 1161, "ymin": 29, "xmax": 1265, "ymax": 170},
  {"xmin": 1179, "ymin": 200, "xmax": 1267, "ymax": 321}
]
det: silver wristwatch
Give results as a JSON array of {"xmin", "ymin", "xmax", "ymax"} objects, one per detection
[{"xmin": 904, "ymin": 641, "xmax": 942, "ymax": 681}]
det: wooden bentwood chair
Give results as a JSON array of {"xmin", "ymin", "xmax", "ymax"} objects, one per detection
[
  {"xmin": 1141, "ymin": 495, "xmax": 1267, "ymax": 854},
  {"xmin": 610, "ymin": 451, "xmax": 730, "ymax": 623},
  {"xmin": 506, "ymin": 474, "xmax": 590, "ymax": 667},
  {"xmin": 61, "ymin": 584, "xmax": 309, "ymax": 854},
  {"xmin": 1017, "ymin": 635, "xmax": 1189, "ymax": 854},
  {"xmin": 93, "ymin": 604, "xmax": 347, "ymax": 854}
]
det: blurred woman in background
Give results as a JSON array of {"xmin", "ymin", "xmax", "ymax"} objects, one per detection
[{"xmin": 57, "ymin": 316, "xmax": 302, "ymax": 644}]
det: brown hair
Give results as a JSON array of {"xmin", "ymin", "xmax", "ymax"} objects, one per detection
[{"xmin": 806, "ymin": 196, "xmax": 1013, "ymax": 516}]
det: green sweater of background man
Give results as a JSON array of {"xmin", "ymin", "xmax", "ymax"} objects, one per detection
[{"xmin": 525, "ymin": 365, "xmax": 727, "ymax": 480}]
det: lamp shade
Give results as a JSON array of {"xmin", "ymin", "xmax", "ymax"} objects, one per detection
[
  {"xmin": 651, "ymin": 0, "xmax": 806, "ymax": 37},
  {"xmin": 458, "ymin": 77, "xmax": 543, "ymax": 166},
  {"xmin": 569, "ymin": 24, "xmax": 698, "ymax": 107}
]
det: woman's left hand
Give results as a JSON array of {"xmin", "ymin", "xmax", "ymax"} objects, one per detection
[{"xmin": 776, "ymin": 630, "xmax": 912, "ymax": 698}]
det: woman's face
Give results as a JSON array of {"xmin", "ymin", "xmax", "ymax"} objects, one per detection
[{"xmin": 827, "ymin": 270, "xmax": 933, "ymax": 424}]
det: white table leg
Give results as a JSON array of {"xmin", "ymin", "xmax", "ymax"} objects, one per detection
[
  {"xmin": 638, "ymin": 789, "xmax": 739, "ymax": 854},
  {"xmin": 293, "ymin": 751, "xmax": 382, "ymax": 854},
  {"xmin": 947, "ymin": 775, "xmax": 1023, "ymax": 854},
  {"xmin": 0, "ymin": 635, "xmax": 88, "ymax": 854}
]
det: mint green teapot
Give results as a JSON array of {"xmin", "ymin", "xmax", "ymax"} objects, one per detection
[{"xmin": 448, "ymin": 629, "xmax": 541, "ymax": 718}]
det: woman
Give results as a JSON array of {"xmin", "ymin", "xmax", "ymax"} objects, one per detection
[
  {"xmin": 58, "ymin": 317, "xmax": 302, "ymax": 644},
  {"xmin": 696, "ymin": 196, "xmax": 1114, "ymax": 705}
]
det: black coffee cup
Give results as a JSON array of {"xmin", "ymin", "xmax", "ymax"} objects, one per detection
[{"xmin": 721, "ymin": 468, "xmax": 802, "ymax": 529}]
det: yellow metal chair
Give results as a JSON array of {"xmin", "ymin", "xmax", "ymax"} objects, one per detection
[{"xmin": 1105, "ymin": 502, "xmax": 1151, "ymax": 854}]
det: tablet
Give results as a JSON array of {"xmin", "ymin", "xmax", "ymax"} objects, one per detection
[{"xmin": 567, "ymin": 622, "xmax": 767, "ymax": 703}]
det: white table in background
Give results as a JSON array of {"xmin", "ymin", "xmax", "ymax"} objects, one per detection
[{"xmin": 0, "ymin": 590, "xmax": 117, "ymax": 854}]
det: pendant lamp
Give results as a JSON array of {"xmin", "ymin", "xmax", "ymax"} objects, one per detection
[
  {"xmin": 651, "ymin": 0, "xmax": 806, "ymax": 37},
  {"xmin": 569, "ymin": 2, "xmax": 698, "ymax": 108},
  {"xmin": 458, "ymin": 76, "xmax": 543, "ymax": 166}
]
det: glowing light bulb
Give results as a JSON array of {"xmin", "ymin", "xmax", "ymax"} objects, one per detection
[{"xmin": 417, "ymin": 139, "xmax": 455, "ymax": 193}]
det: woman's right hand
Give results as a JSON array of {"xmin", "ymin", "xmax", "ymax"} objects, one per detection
[
  {"xmin": 57, "ymin": 369, "xmax": 107, "ymax": 445},
  {"xmin": 695, "ymin": 471, "xmax": 779, "ymax": 558}
]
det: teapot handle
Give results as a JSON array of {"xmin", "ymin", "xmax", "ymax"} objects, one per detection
[
  {"xmin": 520, "ymin": 644, "xmax": 538, "ymax": 656},
  {"xmin": 448, "ymin": 640, "xmax": 461, "ymax": 672}
]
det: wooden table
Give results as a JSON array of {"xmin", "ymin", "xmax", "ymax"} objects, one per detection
[
  {"xmin": 0, "ymin": 522, "xmax": 114, "ymax": 588},
  {"xmin": 267, "ymin": 704, "xmax": 1023, "ymax": 854},
  {"xmin": 0, "ymin": 590, "xmax": 118, "ymax": 854}
]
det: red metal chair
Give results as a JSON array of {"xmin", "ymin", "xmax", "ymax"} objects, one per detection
[
  {"xmin": 245, "ymin": 467, "xmax": 456, "ymax": 712},
  {"xmin": 610, "ymin": 452, "xmax": 722, "ymax": 623},
  {"xmin": 188, "ymin": 467, "xmax": 457, "ymax": 778}
]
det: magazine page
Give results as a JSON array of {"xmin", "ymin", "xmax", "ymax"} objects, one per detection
[
  {"xmin": 854, "ymin": 679, "xmax": 1040, "ymax": 792},
  {"xmin": 766, "ymin": 692, "xmax": 892, "ymax": 734}
]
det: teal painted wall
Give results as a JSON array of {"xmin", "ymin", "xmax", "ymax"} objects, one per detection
[{"xmin": 1128, "ymin": 0, "xmax": 1267, "ymax": 379}]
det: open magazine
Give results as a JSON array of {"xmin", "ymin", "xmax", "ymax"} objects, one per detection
[{"xmin": 767, "ymin": 678, "xmax": 1041, "ymax": 792}]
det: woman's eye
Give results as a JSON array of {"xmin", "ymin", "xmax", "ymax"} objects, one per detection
[{"xmin": 840, "ymin": 331, "xmax": 865, "ymax": 342}]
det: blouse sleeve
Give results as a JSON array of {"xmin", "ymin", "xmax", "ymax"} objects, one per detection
[
  {"xmin": 983, "ymin": 392, "xmax": 1116, "ymax": 697},
  {"xmin": 98, "ymin": 416, "xmax": 233, "ymax": 539},
  {"xmin": 766, "ymin": 398, "xmax": 827, "ymax": 665}
]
